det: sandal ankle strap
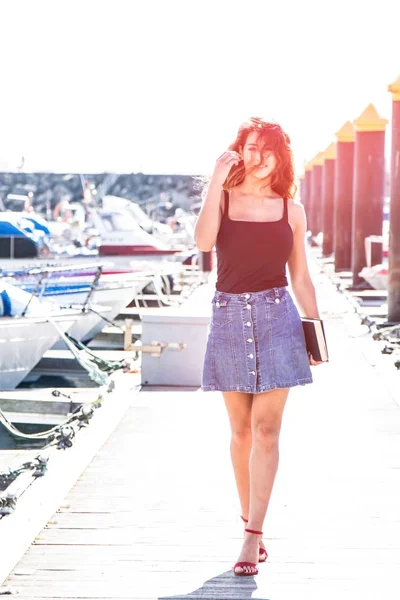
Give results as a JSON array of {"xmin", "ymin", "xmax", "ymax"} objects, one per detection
[
  {"xmin": 241, "ymin": 515, "xmax": 248, "ymax": 523},
  {"xmin": 245, "ymin": 527, "xmax": 263, "ymax": 535}
]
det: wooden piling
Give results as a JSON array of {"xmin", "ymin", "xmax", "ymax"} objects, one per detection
[
  {"xmin": 310, "ymin": 152, "xmax": 324, "ymax": 236},
  {"xmin": 322, "ymin": 142, "xmax": 336, "ymax": 257},
  {"xmin": 334, "ymin": 121, "xmax": 355, "ymax": 271},
  {"xmin": 304, "ymin": 163, "xmax": 313, "ymax": 227},
  {"xmin": 352, "ymin": 104, "xmax": 388, "ymax": 287}
]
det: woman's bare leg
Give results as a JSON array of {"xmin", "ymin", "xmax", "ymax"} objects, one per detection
[
  {"xmin": 234, "ymin": 387, "xmax": 289, "ymax": 574},
  {"xmin": 222, "ymin": 391, "xmax": 253, "ymax": 519}
]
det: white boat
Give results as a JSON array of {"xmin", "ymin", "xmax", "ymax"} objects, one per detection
[
  {"xmin": 100, "ymin": 195, "xmax": 195, "ymax": 247},
  {"xmin": 0, "ymin": 285, "xmax": 80, "ymax": 390},
  {"xmin": 86, "ymin": 204, "xmax": 192, "ymax": 261},
  {"xmin": 51, "ymin": 303, "xmax": 112, "ymax": 349},
  {"xmin": 47, "ymin": 277, "xmax": 143, "ymax": 340},
  {"xmin": 358, "ymin": 234, "xmax": 389, "ymax": 290},
  {"xmin": 359, "ymin": 263, "xmax": 388, "ymax": 290},
  {"xmin": 5, "ymin": 269, "xmax": 150, "ymax": 343},
  {"xmin": 0, "ymin": 210, "xmax": 196, "ymax": 276},
  {"xmin": 0, "ymin": 314, "xmax": 81, "ymax": 390}
]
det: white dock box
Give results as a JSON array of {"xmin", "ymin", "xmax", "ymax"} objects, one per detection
[{"xmin": 140, "ymin": 308, "xmax": 211, "ymax": 387}]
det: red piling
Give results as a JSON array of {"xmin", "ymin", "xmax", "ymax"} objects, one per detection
[
  {"xmin": 304, "ymin": 163, "xmax": 312, "ymax": 228},
  {"xmin": 334, "ymin": 121, "xmax": 355, "ymax": 271},
  {"xmin": 309, "ymin": 153, "xmax": 324, "ymax": 237},
  {"xmin": 352, "ymin": 104, "xmax": 388, "ymax": 287},
  {"xmin": 322, "ymin": 142, "xmax": 336, "ymax": 257}
]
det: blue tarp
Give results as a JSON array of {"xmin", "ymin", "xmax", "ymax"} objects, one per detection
[{"xmin": 0, "ymin": 212, "xmax": 50, "ymax": 244}]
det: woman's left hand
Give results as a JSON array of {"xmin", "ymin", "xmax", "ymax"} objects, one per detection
[{"xmin": 309, "ymin": 353, "xmax": 323, "ymax": 366}]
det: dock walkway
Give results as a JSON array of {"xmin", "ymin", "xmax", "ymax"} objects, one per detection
[{"xmin": 2, "ymin": 259, "xmax": 400, "ymax": 600}]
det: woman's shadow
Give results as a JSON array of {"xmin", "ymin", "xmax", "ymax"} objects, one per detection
[{"xmin": 159, "ymin": 569, "xmax": 270, "ymax": 600}]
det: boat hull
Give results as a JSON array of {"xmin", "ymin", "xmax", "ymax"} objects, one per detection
[
  {"xmin": 359, "ymin": 264, "xmax": 389, "ymax": 290},
  {"xmin": 51, "ymin": 304, "xmax": 111, "ymax": 348},
  {"xmin": 0, "ymin": 315, "xmax": 77, "ymax": 390}
]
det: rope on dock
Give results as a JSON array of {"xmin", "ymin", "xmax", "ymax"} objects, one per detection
[
  {"xmin": 0, "ymin": 304, "xmax": 136, "ymax": 515},
  {"xmin": 0, "ymin": 385, "xmax": 104, "ymax": 446},
  {"xmin": 0, "ymin": 378, "xmax": 118, "ymax": 516},
  {"xmin": 49, "ymin": 319, "xmax": 112, "ymax": 386},
  {"xmin": 0, "ymin": 454, "xmax": 49, "ymax": 515},
  {"xmin": 315, "ymin": 255, "xmax": 400, "ymax": 368},
  {"xmin": 0, "ymin": 319, "xmax": 128, "ymax": 443},
  {"xmin": 86, "ymin": 306, "xmax": 125, "ymax": 332},
  {"xmin": 0, "ymin": 318, "xmax": 130, "ymax": 513},
  {"xmin": 63, "ymin": 331, "xmax": 130, "ymax": 371}
]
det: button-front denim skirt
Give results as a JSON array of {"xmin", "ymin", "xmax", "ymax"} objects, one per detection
[{"xmin": 201, "ymin": 286, "xmax": 313, "ymax": 394}]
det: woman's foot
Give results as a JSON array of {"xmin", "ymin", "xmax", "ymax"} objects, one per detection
[
  {"xmin": 233, "ymin": 529, "xmax": 262, "ymax": 576},
  {"xmin": 259, "ymin": 539, "xmax": 268, "ymax": 562},
  {"xmin": 241, "ymin": 516, "xmax": 268, "ymax": 562}
]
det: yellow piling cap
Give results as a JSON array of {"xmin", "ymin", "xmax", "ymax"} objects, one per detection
[
  {"xmin": 388, "ymin": 75, "xmax": 400, "ymax": 101},
  {"xmin": 353, "ymin": 104, "xmax": 388, "ymax": 132},
  {"xmin": 323, "ymin": 142, "xmax": 336, "ymax": 160},
  {"xmin": 310, "ymin": 152, "xmax": 325, "ymax": 167},
  {"xmin": 335, "ymin": 121, "xmax": 355, "ymax": 142}
]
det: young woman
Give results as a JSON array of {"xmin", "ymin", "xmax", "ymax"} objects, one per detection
[{"xmin": 194, "ymin": 117, "xmax": 323, "ymax": 576}]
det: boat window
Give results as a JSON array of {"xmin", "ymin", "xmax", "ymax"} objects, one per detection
[{"xmin": 100, "ymin": 215, "xmax": 115, "ymax": 232}]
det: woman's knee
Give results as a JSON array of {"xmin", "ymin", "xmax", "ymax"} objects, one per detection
[
  {"xmin": 231, "ymin": 423, "xmax": 252, "ymax": 445},
  {"xmin": 253, "ymin": 421, "xmax": 280, "ymax": 451}
]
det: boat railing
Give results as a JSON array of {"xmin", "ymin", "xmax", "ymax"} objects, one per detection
[
  {"xmin": 3, "ymin": 262, "xmax": 108, "ymax": 278},
  {"xmin": 2, "ymin": 263, "xmax": 107, "ymax": 316}
]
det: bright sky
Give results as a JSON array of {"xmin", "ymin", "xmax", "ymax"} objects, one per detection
[{"xmin": 0, "ymin": 0, "xmax": 399, "ymax": 176}]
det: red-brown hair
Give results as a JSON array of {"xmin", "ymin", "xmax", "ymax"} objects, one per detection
[{"xmin": 224, "ymin": 117, "xmax": 297, "ymax": 200}]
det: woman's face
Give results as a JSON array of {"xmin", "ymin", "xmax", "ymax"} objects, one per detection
[{"xmin": 240, "ymin": 131, "xmax": 277, "ymax": 179}]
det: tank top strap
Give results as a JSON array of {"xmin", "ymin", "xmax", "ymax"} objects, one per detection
[
  {"xmin": 283, "ymin": 197, "xmax": 288, "ymax": 222},
  {"xmin": 223, "ymin": 189, "xmax": 230, "ymax": 217}
]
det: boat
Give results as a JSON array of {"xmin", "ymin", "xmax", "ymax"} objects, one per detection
[
  {"xmin": 0, "ymin": 210, "xmax": 196, "ymax": 276},
  {"xmin": 100, "ymin": 195, "xmax": 195, "ymax": 247},
  {"xmin": 359, "ymin": 263, "xmax": 388, "ymax": 290},
  {"xmin": 87, "ymin": 204, "xmax": 189, "ymax": 258},
  {"xmin": 358, "ymin": 233, "xmax": 389, "ymax": 290},
  {"xmin": 0, "ymin": 284, "xmax": 81, "ymax": 390},
  {"xmin": 1, "ymin": 265, "xmax": 151, "ymax": 343}
]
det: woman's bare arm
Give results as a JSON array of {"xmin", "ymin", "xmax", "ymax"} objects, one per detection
[
  {"xmin": 287, "ymin": 202, "xmax": 320, "ymax": 319},
  {"xmin": 194, "ymin": 178, "xmax": 224, "ymax": 251},
  {"xmin": 194, "ymin": 151, "xmax": 241, "ymax": 251}
]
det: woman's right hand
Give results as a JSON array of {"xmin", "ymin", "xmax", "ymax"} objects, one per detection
[{"xmin": 212, "ymin": 151, "xmax": 242, "ymax": 184}]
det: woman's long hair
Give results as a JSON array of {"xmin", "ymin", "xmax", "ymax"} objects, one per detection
[{"xmin": 224, "ymin": 117, "xmax": 297, "ymax": 200}]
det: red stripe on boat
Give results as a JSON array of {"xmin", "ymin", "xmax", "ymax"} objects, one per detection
[{"xmin": 99, "ymin": 245, "xmax": 179, "ymax": 256}]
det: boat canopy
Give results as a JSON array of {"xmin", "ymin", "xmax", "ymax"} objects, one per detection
[{"xmin": 0, "ymin": 212, "xmax": 49, "ymax": 258}]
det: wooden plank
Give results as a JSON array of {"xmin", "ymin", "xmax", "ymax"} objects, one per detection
[
  {"xmin": 0, "ymin": 389, "xmax": 83, "ymax": 415},
  {"xmin": 350, "ymin": 289, "xmax": 388, "ymax": 298}
]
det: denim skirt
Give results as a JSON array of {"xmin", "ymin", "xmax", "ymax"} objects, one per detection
[{"xmin": 201, "ymin": 286, "xmax": 313, "ymax": 394}]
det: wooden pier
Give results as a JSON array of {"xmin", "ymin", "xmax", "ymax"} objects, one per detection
[{"xmin": 1, "ymin": 258, "xmax": 400, "ymax": 599}]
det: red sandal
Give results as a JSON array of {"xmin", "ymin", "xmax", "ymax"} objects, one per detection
[
  {"xmin": 233, "ymin": 528, "xmax": 263, "ymax": 576},
  {"xmin": 241, "ymin": 516, "xmax": 268, "ymax": 562}
]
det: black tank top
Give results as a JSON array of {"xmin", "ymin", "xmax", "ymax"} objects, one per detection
[{"xmin": 215, "ymin": 190, "xmax": 293, "ymax": 293}]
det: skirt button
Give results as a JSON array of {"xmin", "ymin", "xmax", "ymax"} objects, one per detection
[
  {"xmin": 216, "ymin": 301, "xmax": 220, "ymax": 307},
  {"xmin": 274, "ymin": 298, "xmax": 280, "ymax": 304}
]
